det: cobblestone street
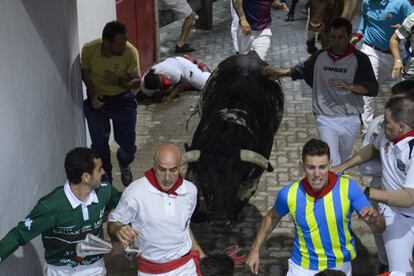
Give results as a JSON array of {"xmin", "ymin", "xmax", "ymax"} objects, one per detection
[{"xmin": 106, "ymin": 1, "xmax": 393, "ymax": 275}]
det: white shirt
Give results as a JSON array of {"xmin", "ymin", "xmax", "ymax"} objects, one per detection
[
  {"xmin": 108, "ymin": 176, "xmax": 197, "ymax": 262},
  {"xmin": 359, "ymin": 115, "xmax": 384, "ymax": 177},
  {"xmin": 64, "ymin": 181, "xmax": 98, "ymax": 221},
  {"xmin": 373, "ymin": 132, "xmax": 414, "ymax": 216}
]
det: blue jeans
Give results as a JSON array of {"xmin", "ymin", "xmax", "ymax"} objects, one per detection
[{"xmin": 84, "ymin": 90, "xmax": 137, "ymax": 181}]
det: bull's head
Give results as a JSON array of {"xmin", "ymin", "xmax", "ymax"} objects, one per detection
[{"xmin": 183, "ymin": 149, "xmax": 273, "ymax": 228}]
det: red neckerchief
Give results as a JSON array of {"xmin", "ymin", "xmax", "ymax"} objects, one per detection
[
  {"xmin": 160, "ymin": 74, "xmax": 173, "ymax": 93},
  {"xmin": 144, "ymin": 168, "xmax": 183, "ymax": 195},
  {"xmin": 301, "ymin": 172, "xmax": 339, "ymax": 201},
  {"xmin": 327, "ymin": 43, "xmax": 356, "ymax": 62},
  {"xmin": 391, "ymin": 129, "xmax": 414, "ymax": 144}
]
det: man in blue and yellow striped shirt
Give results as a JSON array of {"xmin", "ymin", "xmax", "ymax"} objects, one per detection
[{"xmin": 247, "ymin": 139, "xmax": 385, "ymax": 275}]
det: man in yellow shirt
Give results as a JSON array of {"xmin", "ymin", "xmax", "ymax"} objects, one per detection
[{"xmin": 81, "ymin": 21, "xmax": 141, "ymax": 187}]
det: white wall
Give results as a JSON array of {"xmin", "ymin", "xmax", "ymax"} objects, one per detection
[
  {"xmin": 77, "ymin": 0, "xmax": 116, "ymax": 146},
  {"xmin": 0, "ymin": 0, "xmax": 113, "ymax": 275}
]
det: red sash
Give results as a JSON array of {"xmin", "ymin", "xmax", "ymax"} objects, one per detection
[{"xmin": 137, "ymin": 250, "xmax": 201, "ymax": 275}]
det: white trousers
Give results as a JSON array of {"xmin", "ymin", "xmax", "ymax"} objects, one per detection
[
  {"xmin": 43, "ymin": 258, "xmax": 106, "ymax": 276},
  {"xmin": 381, "ymin": 204, "xmax": 414, "ymax": 272},
  {"xmin": 229, "ymin": 0, "xmax": 239, "ymax": 52},
  {"xmin": 316, "ymin": 115, "xmax": 361, "ymax": 166},
  {"xmin": 138, "ymin": 258, "xmax": 196, "ymax": 276},
  {"xmin": 360, "ymin": 43, "xmax": 393, "ymax": 134},
  {"xmin": 237, "ymin": 27, "xmax": 272, "ymax": 60},
  {"xmin": 286, "ymin": 258, "xmax": 352, "ymax": 276},
  {"xmin": 188, "ymin": 70, "xmax": 210, "ymax": 90},
  {"xmin": 159, "ymin": 0, "xmax": 193, "ymax": 19}
]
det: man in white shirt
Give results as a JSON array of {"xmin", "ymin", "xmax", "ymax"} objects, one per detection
[
  {"xmin": 141, "ymin": 57, "xmax": 211, "ymax": 102},
  {"xmin": 108, "ymin": 143, "xmax": 205, "ymax": 275},
  {"xmin": 334, "ymin": 95, "xmax": 414, "ymax": 272}
]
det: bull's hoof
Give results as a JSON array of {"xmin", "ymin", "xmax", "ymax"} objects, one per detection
[
  {"xmin": 306, "ymin": 40, "xmax": 318, "ymax": 55},
  {"xmin": 285, "ymin": 14, "xmax": 295, "ymax": 22}
]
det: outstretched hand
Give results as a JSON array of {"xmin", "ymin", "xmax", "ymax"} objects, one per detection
[{"xmin": 262, "ymin": 65, "xmax": 281, "ymax": 80}]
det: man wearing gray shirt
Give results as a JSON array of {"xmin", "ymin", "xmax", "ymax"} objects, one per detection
[{"xmin": 263, "ymin": 17, "xmax": 378, "ymax": 166}]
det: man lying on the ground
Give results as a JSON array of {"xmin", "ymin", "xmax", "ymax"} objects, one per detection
[{"xmin": 140, "ymin": 56, "xmax": 211, "ymax": 102}]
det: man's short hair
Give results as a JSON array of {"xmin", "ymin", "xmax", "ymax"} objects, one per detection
[
  {"xmin": 64, "ymin": 148, "xmax": 100, "ymax": 184},
  {"xmin": 329, "ymin": 17, "xmax": 353, "ymax": 36},
  {"xmin": 391, "ymin": 79, "xmax": 414, "ymax": 97},
  {"xmin": 385, "ymin": 96, "xmax": 414, "ymax": 129},
  {"xmin": 302, "ymin": 139, "xmax": 331, "ymax": 162},
  {"xmin": 102, "ymin": 21, "xmax": 127, "ymax": 41},
  {"xmin": 200, "ymin": 253, "xmax": 235, "ymax": 276},
  {"xmin": 144, "ymin": 69, "xmax": 161, "ymax": 90}
]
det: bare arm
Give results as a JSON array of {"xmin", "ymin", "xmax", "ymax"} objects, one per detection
[
  {"xmin": 189, "ymin": 228, "xmax": 206, "ymax": 258},
  {"xmin": 232, "ymin": 0, "xmax": 251, "ymax": 35},
  {"xmin": 390, "ymin": 33, "xmax": 403, "ymax": 80},
  {"xmin": 164, "ymin": 76, "xmax": 188, "ymax": 102},
  {"xmin": 330, "ymin": 80, "xmax": 371, "ymax": 95},
  {"xmin": 247, "ymin": 208, "xmax": 281, "ymax": 275},
  {"xmin": 262, "ymin": 65, "xmax": 292, "ymax": 80},
  {"xmin": 332, "ymin": 144, "xmax": 379, "ymax": 173},
  {"xmin": 369, "ymin": 188, "xmax": 414, "ymax": 208},
  {"xmin": 232, "ymin": 0, "xmax": 245, "ymax": 19},
  {"xmin": 119, "ymin": 71, "xmax": 141, "ymax": 90}
]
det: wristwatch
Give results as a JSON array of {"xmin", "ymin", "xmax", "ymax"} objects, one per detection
[{"xmin": 364, "ymin": 186, "xmax": 371, "ymax": 199}]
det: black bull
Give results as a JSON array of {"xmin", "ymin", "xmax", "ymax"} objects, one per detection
[{"xmin": 184, "ymin": 52, "xmax": 284, "ymax": 227}]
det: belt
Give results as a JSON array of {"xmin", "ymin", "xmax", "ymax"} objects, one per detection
[
  {"xmin": 137, "ymin": 250, "xmax": 201, "ymax": 275},
  {"xmin": 364, "ymin": 42, "xmax": 391, "ymax": 54},
  {"xmin": 98, "ymin": 90, "xmax": 132, "ymax": 102}
]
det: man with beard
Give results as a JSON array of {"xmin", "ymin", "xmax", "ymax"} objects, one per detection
[
  {"xmin": 247, "ymin": 139, "xmax": 385, "ymax": 275},
  {"xmin": 0, "ymin": 148, "xmax": 122, "ymax": 275},
  {"xmin": 108, "ymin": 143, "xmax": 205, "ymax": 275}
]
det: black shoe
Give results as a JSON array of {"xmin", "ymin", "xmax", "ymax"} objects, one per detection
[
  {"xmin": 175, "ymin": 43, "xmax": 195, "ymax": 53},
  {"xmin": 120, "ymin": 166, "xmax": 133, "ymax": 187}
]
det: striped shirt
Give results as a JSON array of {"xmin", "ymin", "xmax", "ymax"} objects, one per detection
[{"xmin": 274, "ymin": 175, "xmax": 370, "ymax": 271}]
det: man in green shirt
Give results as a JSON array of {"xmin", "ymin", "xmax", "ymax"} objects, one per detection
[{"xmin": 0, "ymin": 148, "xmax": 121, "ymax": 275}]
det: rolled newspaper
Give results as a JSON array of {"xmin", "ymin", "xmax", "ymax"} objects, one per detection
[{"xmin": 76, "ymin": 233, "xmax": 141, "ymax": 257}]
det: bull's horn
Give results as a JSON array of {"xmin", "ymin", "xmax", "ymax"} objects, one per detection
[
  {"xmin": 240, "ymin": 150, "xmax": 273, "ymax": 172},
  {"xmin": 182, "ymin": 150, "xmax": 201, "ymax": 163}
]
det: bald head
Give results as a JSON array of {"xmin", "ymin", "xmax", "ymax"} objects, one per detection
[
  {"xmin": 153, "ymin": 144, "xmax": 182, "ymax": 164},
  {"xmin": 153, "ymin": 144, "xmax": 182, "ymax": 191}
]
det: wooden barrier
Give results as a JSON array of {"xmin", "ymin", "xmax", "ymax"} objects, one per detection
[{"xmin": 158, "ymin": 0, "xmax": 214, "ymax": 30}]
